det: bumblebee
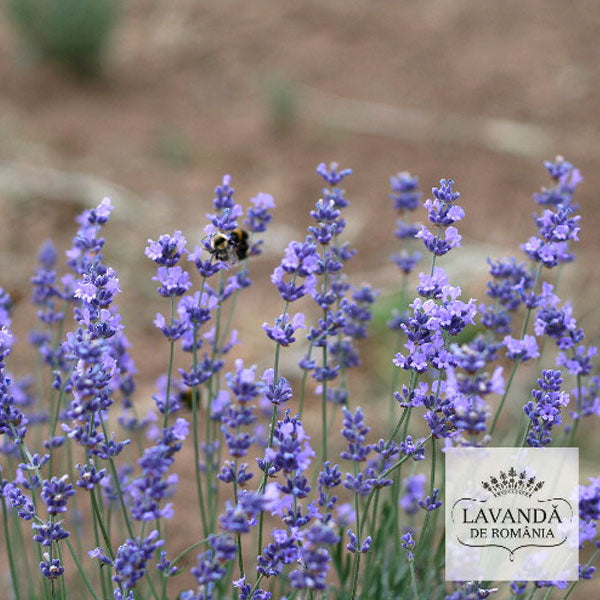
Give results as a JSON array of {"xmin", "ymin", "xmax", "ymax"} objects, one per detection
[
  {"xmin": 179, "ymin": 388, "xmax": 194, "ymax": 411},
  {"xmin": 210, "ymin": 227, "xmax": 250, "ymax": 265}
]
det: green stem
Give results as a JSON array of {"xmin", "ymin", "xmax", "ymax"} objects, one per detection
[
  {"xmin": 320, "ymin": 250, "xmax": 330, "ymax": 464},
  {"xmin": 90, "ymin": 499, "xmax": 109, "ymax": 600},
  {"xmin": 416, "ymin": 436, "xmax": 437, "ymax": 555},
  {"xmin": 162, "ymin": 296, "xmax": 176, "ymax": 429},
  {"xmin": 408, "ymin": 562, "xmax": 419, "ymax": 599},
  {"xmin": 567, "ymin": 373, "xmax": 583, "ymax": 446},
  {"xmin": 321, "ymin": 339, "xmax": 328, "ymax": 464},
  {"xmin": 298, "ymin": 343, "xmax": 314, "ymax": 418},
  {"xmin": 2, "ymin": 496, "xmax": 22, "ymax": 600},
  {"xmin": 65, "ymin": 538, "xmax": 101, "ymax": 600},
  {"xmin": 90, "ymin": 488, "xmax": 115, "ymax": 559},
  {"xmin": 349, "ymin": 471, "xmax": 362, "ymax": 600},
  {"xmin": 171, "ymin": 537, "xmax": 211, "ymax": 565},
  {"xmin": 489, "ymin": 360, "xmax": 520, "ymax": 437},
  {"xmin": 561, "ymin": 547, "xmax": 600, "ymax": 599},
  {"xmin": 541, "ymin": 587, "xmax": 554, "ymax": 600},
  {"xmin": 98, "ymin": 417, "xmax": 135, "ymax": 538},
  {"xmin": 389, "ymin": 371, "xmax": 418, "ymax": 442},
  {"xmin": 191, "ymin": 286, "xmax": 210, "ymax": 538}
]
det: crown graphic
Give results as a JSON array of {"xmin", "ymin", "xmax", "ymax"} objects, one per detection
[{"xmin": 481, "ymin": 466, "xmax": 544, "ymax": 498}]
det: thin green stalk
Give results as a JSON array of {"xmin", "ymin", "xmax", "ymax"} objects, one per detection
[
  {"xmin": 489, "ymin": 360, "xmax": 520, "ymax": 437},
  {"xmin": 388, "ymin": 331, "xmax": 404, "ymax": 426},
  {"xmin": 11, "ymin": 504, "xmax": 36, "ymax": 600},
  {"xmin": 541, "ymin": 587, "xmax": 554, "ymax": 600},
  {"xmin": 90, "ymin": 488, "xmax": 115, "ymax": 559},
  {"xmin": 561, "ymin": 547, "xmax": 600, "ymax": 599},
  {"xmin": 519, "ymin": 423, "xmax": 530, "ymax": 447},
  {"xmin": 349, "ymin": 471, "xmax": 362, "ymax": 600},
  {"xmin": 248, "ymin": 574, "xmax": 264, "ymax": 599},
  {"xmin": 490, "ymin": 265, "xmax": 543, "ymax": 439},
  {"xmin": 171, "ymin": 537, "xmax": 211, "ymax": 565},
  {"xmin": 321, "ymin": 338, "xmax": 328, "ymax": 464},
  {"xmin": 56, "ymin": 544, "xmax": 68, "ymax": 600},
  {"xmin": 389, "ymin": 371, "xmax": 418, "ymax": 442},
  {"xmin": 320, "ymin": 243, "xmax": 330, "ymax": 465},
  {"xmin": 11, "ymin": 438, "xmax": 52, "ymax": 600},
  {"xmin": 256, "ymin": 288, "xmax": 295, "ymax": 555},
  {"xmin": 525, "ymin": 588, "xmax": 539, "ymax": 600},
  {"xmin": 65, "ymin": 538, "xmax": 101, "ymax": 600},
  {"xmin": 65, "ymin": 438, "xmax": 84, "ymax": 557},
  {"xmin": 416, "ymin": 436, "xmax": 437, "ymax": 555},
  {"xmin": 521, "ymin": 264, "xmax": 544, "ymax": 337},
  {"xmin": 233, "ymin": 458, "xmax": 245, "ymax": 579},
  {"xmin": 99, "ymin": 416, "xmax": 135, "ymax": 538},
  {"xmin": 408, "ymin": 562, "xmax": 419, "ymax": 599},
  {"xmin": 47, "ymin": 372, "xmax": 71, "ymax": 477},
  {"xmin": 567, "ymin": 372, "xmax": 583, "ymax": 446},
  {"xmin": 162, "ymin": 296, "xmax": 177, "ymax": 428},
  {"xmin": 90, "ymin": 499, "xmax": 110, "ymax": 600},
  {"xmin": 191, "ymin": 382, "xmax": 209, "ymax": 536},
  {"xmin": 2, "ymin": 495, "xmax": 22, "ymax": 600},
  {"xmin": 191, "ymin": 286, "xmax": 210, "ymax": 538},
  {"xmin": 298, "ymin": 342, "xmax": 313, "ymax": 418}
]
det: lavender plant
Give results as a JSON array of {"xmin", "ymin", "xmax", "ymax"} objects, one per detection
[{"xmin": 0, "ymin": 157, "xmax": 598, "ymax": 600}]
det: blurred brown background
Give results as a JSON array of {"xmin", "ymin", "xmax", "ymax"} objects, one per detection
[{"xmin": 0, "ymin": 1, "xmax": 599, "ymax": 598}]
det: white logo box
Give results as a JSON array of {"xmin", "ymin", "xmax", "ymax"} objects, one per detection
[{"xmin": 445, "ymin": 447, "xmax": 579, "ymax": 581}]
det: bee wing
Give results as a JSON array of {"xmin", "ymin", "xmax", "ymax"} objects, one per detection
[{"xmin": 225, "ymin": 245, "xmax": 240, "ymax": 267}]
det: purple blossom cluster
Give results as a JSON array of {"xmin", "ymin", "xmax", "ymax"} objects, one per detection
[{"xmin": 0, "ymin": 158, "xmax": 598, "ymax": 600}]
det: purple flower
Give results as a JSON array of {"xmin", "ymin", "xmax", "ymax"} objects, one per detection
[
  {"xmin": 233, "ymin": 575, "xmax": 272, "ymax": 599},
  {"xmin": 260, "ymin": 369, "xmax": 293, "ymax": 405},
  {"xmin": 39, "ymin": 554, "xmax": 64, "ymax": 579},
  {"xmin": 152, "ymin": 266, "xmax": 192, "ymax": 297},
  {"xmin": 340, "ymin": 406, "xmax": 372, "ymax": 463},
  {"xmin": 392, "ymin": 250, "xmax": 422, "ymax": 275},
  {"xmin": 399, "ymin": 435, "xmax": 426, "ymax": 461},
  {"xmin": 401, "ymin": 532, "xmax": 415, "ymax": 561},
  {"xmin": 76, "ymin": 463, "xmax": 106, "ymax": 490},
  {"xmin": 3, "ymin": 483, "xmax": 35, "ymax": 519},
  {"xmin": 417, "ymin": 267, "xmax": 449, "ymax": 299},
  {"xmin": 112, "ymin": 530, "xmax": 163, "ymax": 591},
  {"xmin": 534, "ymin": 156, "xmax": 582, "ymax": 207},
  {"xmin": 260, "ymin": 412, "xmax": 314, "ymax": 476},
  {"xmin": 523, "ymin": 370, "xmax": 569, "ymax": 446},
  {"xmin": 390, "ymin": 171, "xmax": 421, "ymax": 212},
  {"xmin": 245, "ymin": 192, "xmax": 275, "ymax": 234},
  {"xmin": 32, "ymin": 520, "xmax": 70, "ymax": 546},
  {"xmin": 156, "ymin": 551, "xmax": 179, "ymax": 577},
  {"xmin": 400, "ymin": 474, "xmax": 426, "ymax": 515},
  {"xmin": 89, "ymin": 546, "xmax": 113, "ymax": 566},
  {"xmin": 445, "ymin": 582, "xmax": 498, "ymax": 600},
  {"xmin": 416, "ymin": 225, "xmax": 462, "ymax": 256},
  {"xmin": 219, "ymin": 491, "xmax": 266, "ymax": 533},
  {"xmin": 145, "ymin": 231, "xmax": 187, "ymax": 266},
  {"xmin": 316, "ymin": 162, "xmax": 352, "ymax": 187},
  {"xmin": 281, "ymin": 240, "xmax": 320, "ymax": 276},
  {"xmin": 419, "ymin": 488, "xmax": 442, "ymax": 511},
  {"xmin": 288, "ymin": 523, "xmax": 337, "ymax": 591},
  {"xmin": 271, "ymin": 267, "xmax": 316, "ymax": 302},
  {"xmin": 41, "ymin": 475, "xmax": 75, "ymax": 515},
  {"xmin": 262, "ymin": 312, "xmax": 305, "ymax": 346},
  {"xmin": 557, "ymin": 344, "xmax": 597, "ymax": 376},
  {"xmin": 503, "ymin": 334, "xmax": 539, "ymax": 362}
]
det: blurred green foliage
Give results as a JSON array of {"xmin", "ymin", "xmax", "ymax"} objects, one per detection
[
  {"xmin": 7, "ymin": 0, "xmax": 119, "ymax": 77},
  {"xmin": 263, "ymin": 75, "xmax": 299, "ymax": 135},
  {"xmin": 153, "ymin": 127, "xmax": 194, "ymax": 168}
]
